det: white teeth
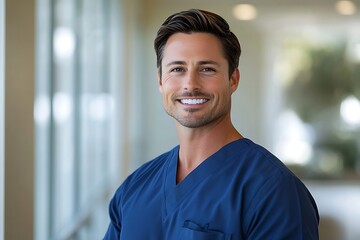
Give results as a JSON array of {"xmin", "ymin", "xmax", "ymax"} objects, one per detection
[{"xmin": 180, "ymin": 99, "xmax": 208, "ymax": 105}]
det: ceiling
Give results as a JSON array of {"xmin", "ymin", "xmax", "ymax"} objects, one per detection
[
  {"xmin": 143, "ymin": 0, "xmax": 360, "ymax": 29},
  {"xmin": 146, "ymin": 0, "xmax": 360, "ymax": 25}
]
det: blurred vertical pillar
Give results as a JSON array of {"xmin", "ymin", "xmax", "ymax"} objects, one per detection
[
  {"xmin": 4, "ymin": 0, "xmax": 35, "ymax": 239},
  {"xmin": 0, "ymin": 0, "xmax": 4, "ymax": 239}
]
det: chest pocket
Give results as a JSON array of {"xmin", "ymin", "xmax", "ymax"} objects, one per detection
[{"xmin": 180, "ymin": 220, "xmax": 231, "ymax": 240}]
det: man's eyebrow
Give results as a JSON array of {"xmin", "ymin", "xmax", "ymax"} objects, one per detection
[
  {"xmin": 165, "ymin": 61, "xmax": 186, "ymax": 68},
  {"xmin": 165, "ymin": 60, "xmax": 220, "ymax": 67},
  {"xmin": 198, "ymin": 60, "xmax": 220, "ymax": 66}
]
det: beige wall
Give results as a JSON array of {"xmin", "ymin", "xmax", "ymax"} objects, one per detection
[
  {"xmin": 5, "ymin": 0, "xmax": 35, "ymax": 239},
  {"xmin": 0, "ymin": 0, "xmax": 4, "ymax": 238}
]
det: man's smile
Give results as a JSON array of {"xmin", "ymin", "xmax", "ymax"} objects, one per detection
[{"xmin": 179, "ymin": 98, "xmax": 209, "ymax": 105}]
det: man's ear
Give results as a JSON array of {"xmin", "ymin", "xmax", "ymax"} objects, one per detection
[
  {"xmin": 230, "ymin": 68, "xmax": 240, "ymax": 93},
  {"xmin": 157, "ymin": 69, "xmax": 163, "ymax": 93}
]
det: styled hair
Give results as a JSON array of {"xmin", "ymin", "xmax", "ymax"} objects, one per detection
[{"xmin": 154, "ymin": 9, "xmax": 241, "ymax": 76}]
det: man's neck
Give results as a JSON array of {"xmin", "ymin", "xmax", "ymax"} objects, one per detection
[{"xmin": 175, "ymin": 117, "xmax": 242, "ymax": 183}]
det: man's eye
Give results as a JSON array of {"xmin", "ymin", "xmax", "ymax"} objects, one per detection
[
  {"xmin": 201, "ymin": 67, "xmax": 215, "ymax": 72},
  {"xmin": 171, "ymin": 67, "xmax": 184, "ymax": 72}
]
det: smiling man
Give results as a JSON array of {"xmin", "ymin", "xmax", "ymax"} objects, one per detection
[{"xmin": 104, "ymin": 9, "xmax": 319, "ymax": 240}]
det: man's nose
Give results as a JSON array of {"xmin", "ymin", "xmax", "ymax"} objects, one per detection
[{"xmin": 183, "ymin": 71, "xmax": 200, "ymax": 91}]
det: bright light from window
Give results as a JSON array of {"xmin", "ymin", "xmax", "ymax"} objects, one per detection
[
  {"xmin": 355, "ymin": 43, "xmax": 360, "ymax": 62},
  {"xmin": 53, "ymin": 27, "xmax": 75, "ymax": 59},
  {"xmin": 34, "ymin": 95, "xmax": 50, "ymax": 125},
  {"xmin": 335, "ymin": 0, "xmax": 357, "ymax": 15},
  {"xmin": 340, "ymin": 95, "xmax": 360, "ymax": 126},
  {"xmin": 275, "ymin": 110, "xmax": 313, "ymax": 165},
  {"xmin": 53, "ymin": 92, "xmax": 72, "ymax": 124},
  {"xmin": 87, "ymin": 94, "xmax": 114, "ymax": 122},
  {"xmin": 233, "ymin": 4, "xmax": 257, "ymax": 21},
  {"xmin": 276, "ymin": 140, "xmax": 313, "ymax": 165}
]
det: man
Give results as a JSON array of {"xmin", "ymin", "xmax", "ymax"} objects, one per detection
[{"xmin": 104, "ymin": 9, "xmax": 319, "ymax": 239}]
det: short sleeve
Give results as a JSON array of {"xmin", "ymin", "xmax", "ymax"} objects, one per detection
[
  {"xmin": 243, "ymin": 173, "xmax": 319, "ymax": 240},
  {"xmin": 103, "ymin": 186, "xmax": 123, "ymax": 240}
]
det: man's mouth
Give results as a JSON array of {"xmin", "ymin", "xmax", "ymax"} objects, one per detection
[{"xmin": 179, "ymin": 98, "xmax": 209, "ymax": 105}]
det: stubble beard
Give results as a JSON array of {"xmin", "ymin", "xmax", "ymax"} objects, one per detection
[{"xmin": 164, "ymin": 99, "xmax": 231, "ymax": 129}]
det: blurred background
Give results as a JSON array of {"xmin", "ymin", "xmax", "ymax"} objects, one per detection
[{"xmin": 2, "ymin": 0, "xmax": 360, "ymax": 239}]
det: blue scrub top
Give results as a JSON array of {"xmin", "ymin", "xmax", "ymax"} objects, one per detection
[{"xmin": 104, "ymin": 138, "xmax": 319, "ymax": 239}]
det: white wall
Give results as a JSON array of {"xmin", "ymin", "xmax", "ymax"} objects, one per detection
[{"xmin": 306, "ymin": 181, "xmax": 360, "ymax": 240}]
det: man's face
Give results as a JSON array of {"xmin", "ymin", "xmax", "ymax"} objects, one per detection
[{"xmin": 158, "ymin": 32, "xmax": 239, "ymax": 129}]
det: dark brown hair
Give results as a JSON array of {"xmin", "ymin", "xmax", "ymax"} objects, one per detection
[{"xmin": 154, "ymin": 9, "xmax": 241, "ymax": 76}]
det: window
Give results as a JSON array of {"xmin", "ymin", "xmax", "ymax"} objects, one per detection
[
  {"xmin": 269, "ymin": 26, "xmax": 360, "ymax": 180},
  {"xmin": 35, "ymin": 0, "xmax": 123, "ymax": 239}
]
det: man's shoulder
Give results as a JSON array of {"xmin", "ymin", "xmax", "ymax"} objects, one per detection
[
  {"xmin": 227, "ymin": 138, "xmax": 302, "ymax": 191},
  {"xmin": 237, "ymin": 138, "xmax": 293, "ymax": 175}
]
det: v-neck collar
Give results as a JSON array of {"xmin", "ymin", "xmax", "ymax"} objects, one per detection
[{"xmin": 162, "ymin": 138, "xmax": 249, "ymax": 218}]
